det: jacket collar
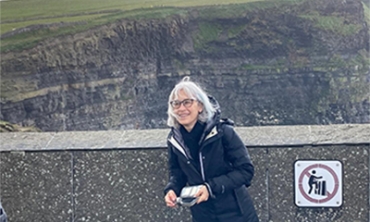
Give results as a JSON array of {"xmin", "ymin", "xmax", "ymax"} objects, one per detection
[
  {"xmin": 168, "ymin": 127, "xmax": 219, "ymax": 159},
  {"xmin": 168, "ymin": 115, "xmax": 220, "ymax": 159}
]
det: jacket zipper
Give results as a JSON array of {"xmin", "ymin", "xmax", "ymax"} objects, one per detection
[
  {"xmin": 199, "ymin": 152, "xmax": 205, "ymax": 181},
  {"xmin": 198, "ymin": 126, "xmax": 219, "ymax": 182},
  {"xmin": 169, "ymin": 136, "xmax": 203, "ymax": 179},
  {"xmin": 169, "ymin": 125, "xmax": 219, "ymax": 183}
]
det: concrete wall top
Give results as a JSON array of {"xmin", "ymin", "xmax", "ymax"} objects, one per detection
[{"xmin": 0, "ymin": 124, "xmax": 369, "ymax": 152}]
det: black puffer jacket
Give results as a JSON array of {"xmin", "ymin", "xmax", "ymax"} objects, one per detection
[{"xmin": 164, "ymin": 98, "xmax": 259, "ymax": 222}]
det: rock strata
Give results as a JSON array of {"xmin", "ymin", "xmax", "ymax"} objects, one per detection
[{"xmin": 0, "ymin": 0, "xmax": 369, "ymax": 131}]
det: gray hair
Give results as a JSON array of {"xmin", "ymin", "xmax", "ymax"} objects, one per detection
[{"xmin": 167, "ymin": 76, "xmax": 216, "ymax": 128}]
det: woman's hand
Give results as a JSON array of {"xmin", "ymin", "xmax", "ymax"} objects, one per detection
[
  {"xmin": 195, "ymin": 185, "xmax": 209, "ymax": 204},
  {"xmin": 164, "ymin": 190, "xmax": 177, "ymax": 208}
]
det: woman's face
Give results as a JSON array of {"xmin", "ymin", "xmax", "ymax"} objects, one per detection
[{"xmin": 172, "ymin": 90, "xmax": 203, "ymax": 131}]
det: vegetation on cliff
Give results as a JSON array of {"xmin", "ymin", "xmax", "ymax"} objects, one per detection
[
  {"xmin": 0, "ymin": 120, "xmax": 41, "ymax": 132},
  {"xmin": 1, "ymin": 0, "xmax": 309, "ymax": 52}
]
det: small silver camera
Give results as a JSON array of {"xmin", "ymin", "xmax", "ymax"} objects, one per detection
[{"xmin": 176, "ymin": 185, "xmax": 202, "ymax": 207}]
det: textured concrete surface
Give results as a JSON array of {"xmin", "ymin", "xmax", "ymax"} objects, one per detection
[
  {"xmin": 268, "ymin": 145, "xmax": 369, "ymax": 222},
  {"xmin": 0, "ymin": 151, "xmax": 72, "ymax": 222},
  {"xmin": 248, "ymin": 148, "xmax": 269, "ymax": 222},
  {"xmin": 0, "ymin": 124, "xmax": 369, "ymax": 151},
  {"xmin": 72, "ymin": 149, "xmax": 191, "ymax": 222},
  {"xmin": 0, "ymin": 124, "xmax": 369, "ymax": 222}
]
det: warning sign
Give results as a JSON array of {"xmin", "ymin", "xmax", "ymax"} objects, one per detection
[{"xmin": 294, "ymin": 160, "xmax": 342, "ymax": 207}]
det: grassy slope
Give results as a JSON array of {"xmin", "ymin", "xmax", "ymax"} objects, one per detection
[
  {"xmin": 0, "ymin": 0, "xmax": 367, "ymax": 53},
  {"xmin": 0, "ymin": 0, "xmax": 307, "ymax": 52},
  {"xmin": 0, "ymin": 0, "xmax": 268, "ymax": 26},
  {"xmin": 1, "ymin": 0, "xmax": 266, "ymax": 21}
]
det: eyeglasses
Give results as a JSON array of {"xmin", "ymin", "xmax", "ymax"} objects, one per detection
[{"xmin": 170, "ymin": 99, "xmax": 196, "ymax": 109}]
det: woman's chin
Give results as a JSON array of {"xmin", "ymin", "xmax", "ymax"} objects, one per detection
[{"xmin": 178, "ymin": 121, "xmax": 189, "ymax": 126}]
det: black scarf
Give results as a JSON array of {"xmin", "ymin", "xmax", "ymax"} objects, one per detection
[{"xmin": 180, "ymin": 121, "xmax": 205, "ymax": 167}]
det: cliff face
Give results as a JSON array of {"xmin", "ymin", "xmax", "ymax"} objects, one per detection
[{"xmin": 1, "ymin": 0, "xmax": 369, "ymax": 131}]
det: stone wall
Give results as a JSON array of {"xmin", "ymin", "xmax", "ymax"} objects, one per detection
[{"xmin": 0, "ymin": 124, "xmax": 369, "ymax": 221}]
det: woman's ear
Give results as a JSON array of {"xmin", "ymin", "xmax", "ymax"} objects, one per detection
[{"xmin": 198, "ymin": 103, "xmax": 204, "ymax": 114}]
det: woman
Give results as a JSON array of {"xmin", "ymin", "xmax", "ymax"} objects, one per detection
[{"xmin": 164, "ymin": 76, "xmax": 259, "ymax": 222}]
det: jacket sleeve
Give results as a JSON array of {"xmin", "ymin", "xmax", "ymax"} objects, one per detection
[
  {"xmin": 163, "ymin": 141, "xmax": 187, "ymax": 196},
  {"xmin": 208, "ymin": 124, "xmax": 254, "ymax": 195}
]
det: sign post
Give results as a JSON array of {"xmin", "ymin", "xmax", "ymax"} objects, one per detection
[{"xmin": 294, "ymin": 160, "xmax": 342, "ymax": 207}]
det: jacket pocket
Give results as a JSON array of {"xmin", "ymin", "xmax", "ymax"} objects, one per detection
[{"xmin": 233, "ymin": 186, "xmax": 249, "ymax": 215}]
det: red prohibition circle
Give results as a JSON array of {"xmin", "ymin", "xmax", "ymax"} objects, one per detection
[{"xmin": 298, "ymin": 164, "xmax": 339, "ymax": 203}]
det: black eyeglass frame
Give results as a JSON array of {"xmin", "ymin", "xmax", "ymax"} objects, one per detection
[{"xmin": 170, "ymin": 98, "xmax": 196, "ymax": 109}]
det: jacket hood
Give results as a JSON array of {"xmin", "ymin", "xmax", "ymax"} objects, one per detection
[
  {"xmin": 208, "ymin": 94, "xmax": 221, "ymax": 116},
  {"xmin": 204, "ymin": 95, "xmax": 221, "ymax": 131},
  {"xmin": 207, "ymin": 95, "xmax": 234, "ymax": 127}
]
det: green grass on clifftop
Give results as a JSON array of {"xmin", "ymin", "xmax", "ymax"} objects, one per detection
[
  {"xmin": 300, "ymin": 11, "xmax": 363, "ymax": 36},
  {"xmin": 0, "ymin": 0, "xmax": 304, "ymax": 52},
  {"xmin": 1, "ymin": 0, "xmax": 264, "ymax": 21}
]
